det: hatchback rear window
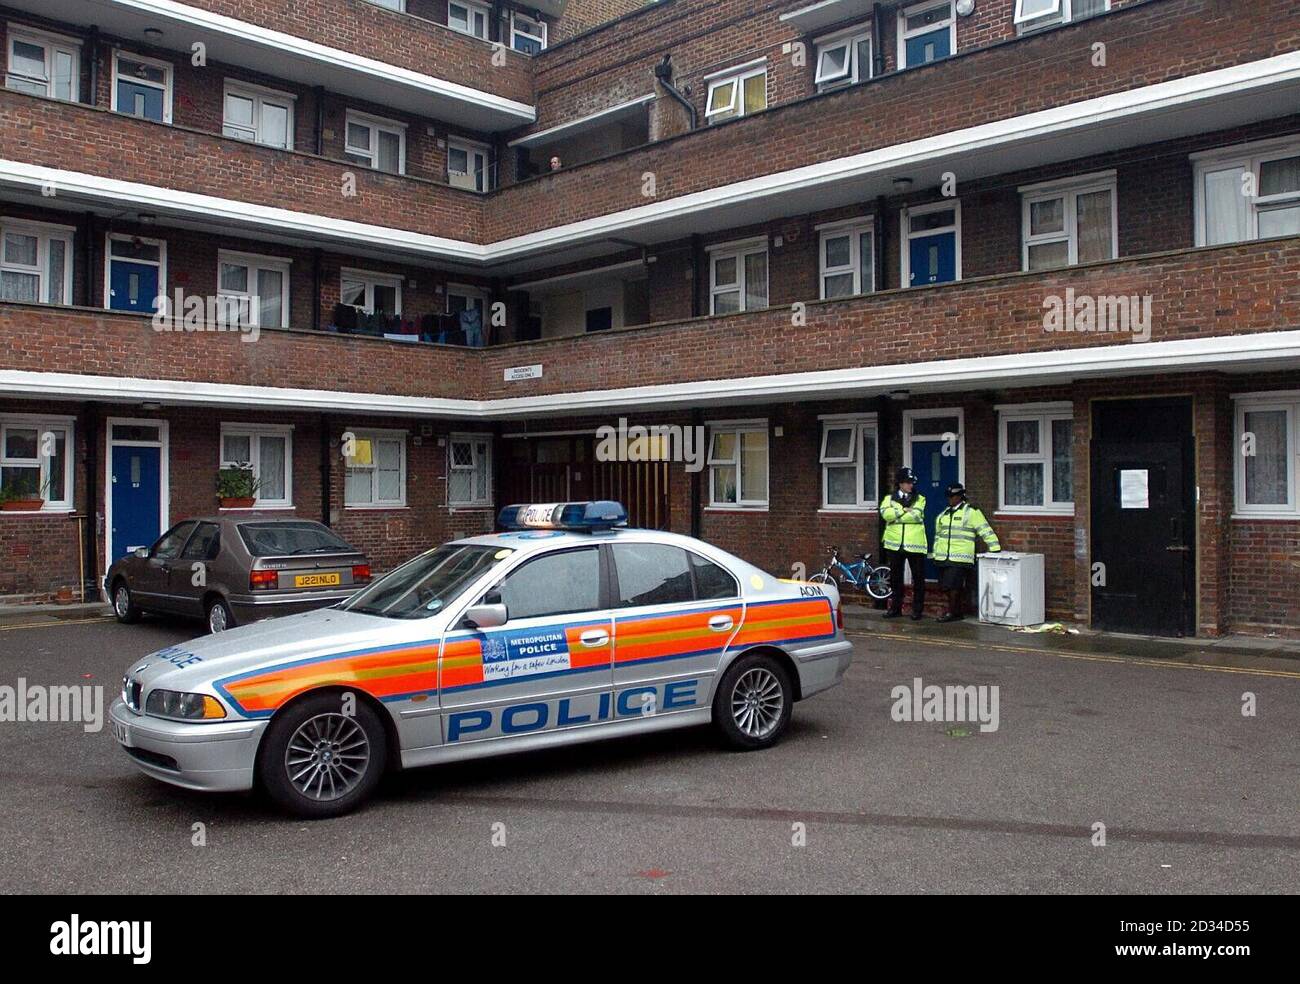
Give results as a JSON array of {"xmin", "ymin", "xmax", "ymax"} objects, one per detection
[{"xmin": 238, "ymin": 522, "xmax": 355, "ymax": 557}]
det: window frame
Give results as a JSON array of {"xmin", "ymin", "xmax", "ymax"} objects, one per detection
[
  {"xmin": 1, "ymin": 217, "xmax": 74, "ymax": 306},
  {"xmin": 1015, "ymin": 0, "xmax": 1111, "ymax": 32},
  {"xmin": 448, "ymin": 0, "xmax": 490, "ymax": 39},
  {"xmin": 219, "ymin": 423, "xmax": 294, "ymax": 509},
  {"xmin": 102, "ymin": 232, "xmax": 167, "ymax": 313},
  {"xmin": 366, "ymin": 0, "xmax": 407, "ymax": 11},
  {"xmin": 1020, "ymin": 172, "xmax": 1118, "ymax": 271},
  {"xmin": 5, "ymin": 26, "xmax": 81, "ymax": 102},
  {"xmin": 510, "ymin": 10, "xmax": 548, "ymax": 54},
  {"xmin": 706, "ymin": 419, "xmax": 769, "ymax": 510},
  {"xmin": 222, "ymin": 80, "xmax": 296, "ymax": 150},
  {"xmin": 1233, "ymin": 394, "xmax": 1300, "ymax": 518},
  {"xmin": 111, "ymin": 50, "xmax": 173, "ymax": 124},
  {"xmin": 344, "ymin": 110, "xmax": 407, "ymax": 175},
  {"xmin": 344, "ymin": 427, "xmax": 408, "ymax": 509},
  {"xmin": 447, "ymin": 138, "xmax": 493, "ymax": 192},
  {"xmin": 897, "ymin": 0, "xmax": 956, "ymax": 70},
  {"xmin": 217, "ymin": 250, "xmax": 291, "ymax": 328},
  {"xmin": 818, "ymin": 218, "xmax": 875, "ymax": 299},
  {"xmin": 340, "ymin": 267, "xmax": 403, "ymax": 316},
  {"xmin": 707, "ymin": 238, "xmax": 769, "ymax": 315},
  {"xmin": 704, "ymin": 60, "xmax": 768, "ymax": 123},
  {"xmin": 1193, "ymin": 137, "xmax": 1300, "ymax": 247},
  {"xmin": 996, "ymin": 405, "xmax": 1075, "ymax": 515},
  {"xmin": 447, "ymin": 432, "xmax": 493, "ymax": 508},
  {"xmin": 900, "ymin": 199, "xmax": 962, "ymax": 288},
  {"xmin": 0, "ymin": 413, "xmax": 74, "ymax": 511},
  {"xmin": 819, "ymin": 414, "xmax": 879, "ymax": 512},
  {"xmin": 814, "ymin": 26, "xmax": 872, "ymax": 93}
]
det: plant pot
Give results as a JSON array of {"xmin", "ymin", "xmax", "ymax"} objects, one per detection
[
  {"xmin": 55, "ymin": 587, "xmax": 75, "ymax": 604},
  {"xmin": 0, "ymin": 499, "xmax": 44, "ymax": 512},
  {"xmin": 220, "ymin": 497, "xmax": 257, "ymax": 509}
]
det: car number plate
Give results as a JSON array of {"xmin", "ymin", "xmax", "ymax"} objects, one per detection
[
  {"xmin": 295, "ymin": 572, "xmax": 341, "ymax": 588},
  {"xmin": 112, "ymin": 719, "xmax": 132, "ymax": 747}
]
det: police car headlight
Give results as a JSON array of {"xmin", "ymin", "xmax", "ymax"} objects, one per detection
[{"xmin": 145, "ymin": 690, "xmax": 226, "ymax": 721}]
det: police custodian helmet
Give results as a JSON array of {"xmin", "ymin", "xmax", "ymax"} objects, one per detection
[{"xmin": 895, "ymin": 467, "xmax": 918, "ymax": 484}]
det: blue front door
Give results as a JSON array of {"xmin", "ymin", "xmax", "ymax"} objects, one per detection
[
  {"xmin": 908, "ymin": 231, "xmax": 957, "ymax": 288},
  {"xmin": 911, "ymin": 438, "xmax": 959, "ymax": 580},
  {"xmin": 108, "ymin": 260, "xmax": 160, "ymax": 314},
  {"xmin": 111, "ymin": 445, "xmax": 162, "ymax": 563}
]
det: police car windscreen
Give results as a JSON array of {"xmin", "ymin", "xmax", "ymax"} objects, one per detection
[{"xmin": 341, "ymin": 544, "xmax": 509, "ymax": 619}]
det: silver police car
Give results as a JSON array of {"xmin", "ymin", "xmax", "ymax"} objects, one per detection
[{"xmin": 109, "ymin": 502, "xmax": 853, "ymax": 818}]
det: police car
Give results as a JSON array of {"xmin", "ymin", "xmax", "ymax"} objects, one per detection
[{"xmin": 108, "ymin": 502, "xmax": 853, "ymax": 818}]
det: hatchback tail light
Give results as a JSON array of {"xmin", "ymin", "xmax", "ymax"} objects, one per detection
[
  {"xmin": 352, "ymin": 564, "xmax": 372, "ymax": 584},
  {"xmin": 249, "ymin": 569, "xmax": 278, "ymax": 590},
  {"xmin": 836, "ymin": 598, "xmax": 844, "ymax": 631}
]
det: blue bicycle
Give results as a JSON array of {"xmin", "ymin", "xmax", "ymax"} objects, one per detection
[{"xmin": 810, "ymin": 546, "xmax": 892, "ymax": 601}]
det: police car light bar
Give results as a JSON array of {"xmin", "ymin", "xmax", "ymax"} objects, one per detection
[{"xmin": 497, "ymin": 501, "xmax": 629, "ymax": 531}]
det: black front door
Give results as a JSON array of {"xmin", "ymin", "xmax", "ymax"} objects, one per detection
[{"xmin": 1090, "ymin": 398, "xmax": 1196, "ymax": 637}]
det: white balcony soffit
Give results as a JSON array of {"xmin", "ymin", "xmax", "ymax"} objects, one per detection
[
  {"xmin": 780, "ymin": 0, "xmax": 882, "ymax": 35},
  {"xmin": 5, "ymin": 330, "xmax": 1300, "ymax": 418},
  {"xmin": 508, "ymin": 94, "xmax": 656, "ymax": 148},
  {"xmin": 5, "ymin": 0, "xmax": 535, "ymax": 129},
  {"xmin": 0, "ymin": 51, "xmax": 1299, "ymax": 274}
]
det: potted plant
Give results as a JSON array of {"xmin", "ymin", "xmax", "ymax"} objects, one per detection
[
  {"xmin": 0, "ymin": 477, "xmax": 47, "ymax": 512},
  {"xmin": 217, "ymin": 464, "xmax": 261, "ymax": 509}
]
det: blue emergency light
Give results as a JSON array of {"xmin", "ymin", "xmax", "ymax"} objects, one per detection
[{"xmin": 497, "ymin": 501, "xmax": 628, "ymax": 532}]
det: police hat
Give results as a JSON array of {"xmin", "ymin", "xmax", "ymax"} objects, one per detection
[
  {"xmin": 895, "ymin": 467, "xmax": 917, "ymax": 484},
  {"xmin": 946, "ymin": 483, "xmax": 967, "ymax": 497}
]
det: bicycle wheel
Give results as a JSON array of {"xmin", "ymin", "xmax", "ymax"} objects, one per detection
[
  {"xmin": 809, "ymin": 570, "xmax": 836, "ymax": 586},
  {"xmin": 865, "ymin": 565, "xmax": 892, "ymax": 600}
]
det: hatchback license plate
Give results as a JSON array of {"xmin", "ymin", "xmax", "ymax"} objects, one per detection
[
  {"xmin": 112, "ymin": 719, "xmax": 132, "ymax": 747},
  {"xmin": 295, "ymin": 572, "xmax": 341, "ymax": 588}
]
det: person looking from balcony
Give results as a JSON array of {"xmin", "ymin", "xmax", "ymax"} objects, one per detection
[
  {"xmin": 880, "ymin": 467, "xmax": 928, "ymax": 621},
  {"xmin": 932, "ymin": 483, "xmax": 1001, "ymax": 623}
]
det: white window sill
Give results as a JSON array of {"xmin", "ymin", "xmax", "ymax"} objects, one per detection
[
  {"xmin": 448, "ymin": 504, "xmax": 494, "ymax": 510},
  {"xmin": 219, "ymin": 505, "xmax": 295, "ymax": 512},
  {"xmin": 345, "ymin": 504, "xmax": 409, "ymax": 511},
  {"xmin": 1231, "ymin": 512, "xmax": 1300, "ymax": 521},
  {"xmin": 705, "ymin": 505, "xmax": 769, "ymax": 513},
  {"xmin": 0, "ymin": 506, "xmax": 73, "ymax": 515},
  {"xmin": 818, "ymin": 507, "xmax": 878, "ymax": 514},
  {"xmin": 994, "ymin": 509, "xmax": 1075, "ymax": 518}
]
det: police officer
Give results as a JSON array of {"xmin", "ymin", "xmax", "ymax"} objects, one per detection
[
  {"xmin": 932, "ymin": 482, "xmax": 1001, "ymax": 623},
  {"xmin": 880, "ymin": 466, "xmax": 928, "ymax": 620}
]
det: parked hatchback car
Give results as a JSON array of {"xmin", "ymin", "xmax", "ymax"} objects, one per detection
[{"xmin": 106, "ymin": 517, "xmax": 370, "ymax": 634}]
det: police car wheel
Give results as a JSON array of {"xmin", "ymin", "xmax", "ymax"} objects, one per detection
[
  {"xmin": 258, "ymin": 693, "xmax": 388, "ymax": 819},
  {"xmin": 713, "ymin": 652, "xmax": 793, "ymax": 751},
  {"xmin": 112, "ymin": 581, "xmax": 141, "ymax": 624},
  {"xmin": 205, "ymin": 598, "xmax": 235, "ymax": 634}
]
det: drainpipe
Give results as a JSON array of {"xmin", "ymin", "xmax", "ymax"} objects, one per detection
[
  {"xmin": 873, "ymin": 3, "xmax": 886, "ymax": 77},
  {"xmin": 86, "ymin": 27, "xmax": 100, "ymax": 107},
  {"xmin": 875, "ymin": 194, "xmax": 888, "ymax": 290},
  {"xmin": 314, "ymin": 87, "xmax": 326, "ymax": 156},
  {"xmin": 312, "ymin": 248, "xmax": 322, "ymax": 330},
  {"xmin": 320, "ymin": 415, "xmax": 332, "ymax": 527},
  {"xmin": 654, "ymin": 55, "xmax": 697, "ymax": 131},
  {"xmin": 84, "ymin": 405, "xmax": 100, "ymax": 597},
  {"xmin": 690, "ymin": 233, "xmax": 702, "ymax": 318},
  {"xmin": 690, "ymin": 408, "xmax": 703, "ymax": 539},
  {"xmin": 82, "ymin": 213, "xmax": 96, "ymax": 307}
]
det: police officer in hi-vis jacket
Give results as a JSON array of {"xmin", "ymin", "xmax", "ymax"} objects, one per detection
[
  {"xmin": 932, "ymin": 482, "xmax": 1001, "ymax": 622},
  {"xmin": 880, "ymin": 467, "xmax": 928, "ymax": 620}
]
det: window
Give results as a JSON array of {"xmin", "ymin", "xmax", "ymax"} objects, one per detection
[
  {"xmin": 344, "ymin": 112, "xmax": 406, "ymax": 175},
  {"xmin": 708, "ymin": 422, "xmax": 769, "ymax": 508},
  {"xmin": 223, "ymin": 82, "xmax": 294, "ymax": 149},
  {"xmin": 448, "ymin": 434, "xmax": 492, "ymax": 507},
  {"xmin": 367, "ymin": 0, "xmax": 406, "ymax": 10},
  {"xmin": 1014, "ymin": 0, "xmax": 1109, "ymax": 32},
  {"xmin": 998, "ymin": 407, "xmax": 1074, "ymax": 514},
  {"xmin": 510, "ymin": 11, "xmax": 547, "ymax": 54},
  {"xmin": 898, "ymin": 1, "xmax": 954, "ymax": 69},
  {"xmin": 612, "ymin": 543, "xmax": 695, "ymax": 608},
  {"xmin": 113, "ymin": 52, "xmax": 171, "ymax": 123},
  {"xmin": 181, "ymin": 522, "xmax": 221, "ymax": 562},
  {"xmin": 1, "ymin": 220, "xmax": 72, "ymax": 305},
  {"xmin": 1195, "ymin": 139, "xmax": 1300, "ymax": 247},
  {"xmin": 819, "ymin": 220, "xmax": 875, "ymax": 299},
  {"xmin": 820, "ymin": 416, "xmax": 879, "ymax": 511},
  {"xmin": 448, "ymin": 139, "xmax": 492, "ymax": 192},
  {"xmin": 691, "ymin": 552, "xmax": 740, "ymax": 599},
  {"xmin": 705, "ymin": 62, "xmax": 767, "ymax": 123},
  {"xmin": 153, "ymin": 522, "xmax": 197, "ymax": 560},
  {"xmin": 0, "ymin": 416, "xmax": 73, "ymax": 510},
  {"xmin": 448, "ymin": 1, "xmax": 490, "ymax": 39},
  {"xmin": 1021, "ymin": 173, "xmax": 1117, "ymax": 271},
  {"xmin": 1234, "ymin": 396, "xmax": 1300, "ymax": 517},
  {"xmin": 494, "ymin": 547, "xmax": 601, "ymax": 621},
  {"xmin": 345, "ymin": 429, "xmax": 406, "ymax": 508},
  {"xmin": 709, "ymin": 240, "xmax": 768, "ymax": 314},
  {"xmin": 815, "ymin": 28, "xmax": 872, "ymax": 93},
  {"xmin": 220, "ymin": 425, "xmax": 292, "ymax": 508},
  {"xmin": 340, "ymin": 269, "xmax": 402, "ymax": 316},
  {"xmin": 6, "ymin": 28, "xmax": 79, "ymax": 102},
  {"xmin": 218, "ymin": 252, "xmax": 290, "ymax": 328}
]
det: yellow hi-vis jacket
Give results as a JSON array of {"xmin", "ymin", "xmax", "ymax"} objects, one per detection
[
  {"xmin": 879, "ymin": 493, "xmax": 928, "ymax": 554},
  {"xmin": 932, "ymin": 502, "xmax": 1001, "ymax": 565}
]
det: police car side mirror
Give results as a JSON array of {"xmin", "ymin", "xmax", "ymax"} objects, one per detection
[{"xmin": 463, "ymin": 603, "xmax": 508, "ymax": 630}]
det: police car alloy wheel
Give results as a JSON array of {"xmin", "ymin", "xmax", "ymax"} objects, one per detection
[
  {"xmin": 206, "ymin": 598, "xmax": 234, "ymax": 634},
  {"xmin": 713, "ymin": 652, "xmax": 793, "ymax": 750},
  {"xmin": 112, "ymin": 581, "xmax": 141, "ymax": 624},
  {"xmin": 257, "ymin": 692, "xmax": 388, "ymax": 819}
]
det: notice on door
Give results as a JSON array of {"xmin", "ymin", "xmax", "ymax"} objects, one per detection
[{"xmin": 1119, "ymin": 469, "xmax": 1150, "ymax": 510}]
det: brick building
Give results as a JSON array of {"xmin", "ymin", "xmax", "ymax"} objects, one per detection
[{"xmin": 1, "ymin": 0, "xmax": 1298, "ymax": 637}]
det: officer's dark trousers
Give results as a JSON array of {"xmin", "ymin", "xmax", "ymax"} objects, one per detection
[{"xmin": 884, "ymin": 549, "xmax": 926, "ymax": 616}]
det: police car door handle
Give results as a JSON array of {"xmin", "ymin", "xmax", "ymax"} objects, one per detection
[
  {"xmin": 579, "ymin": 629, "xmax": 609, "ymax": 648},
  {"xmin": 708, "ymin": 615, "xmax": 734, "ymax": 632}
]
